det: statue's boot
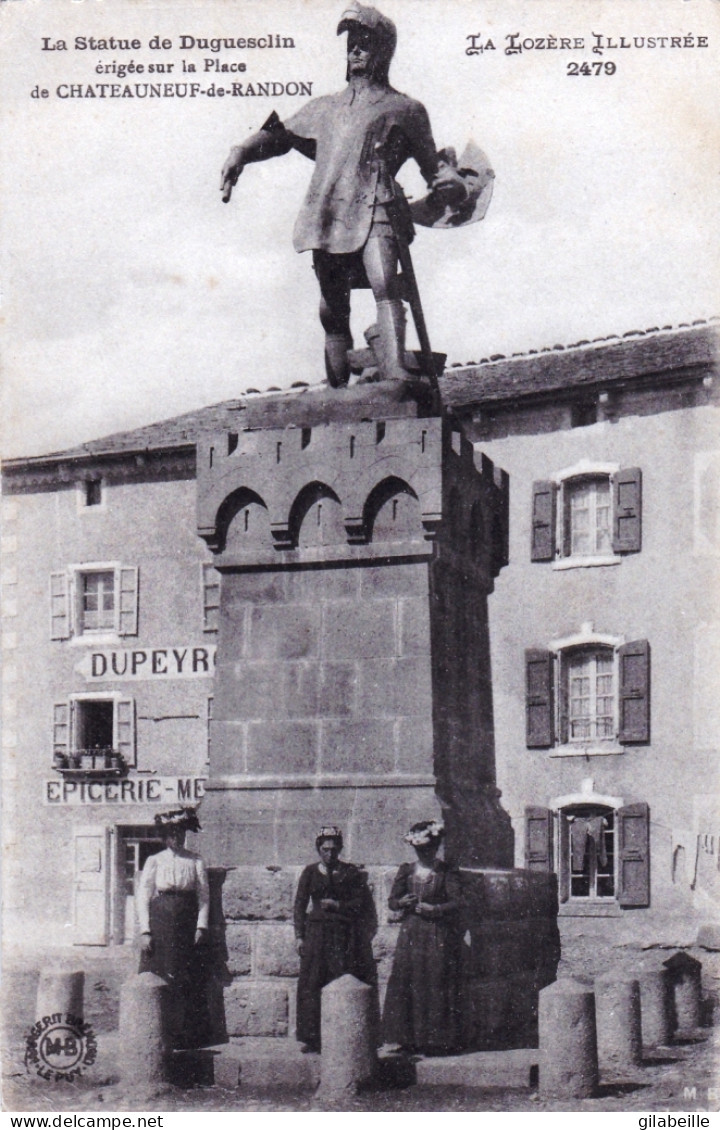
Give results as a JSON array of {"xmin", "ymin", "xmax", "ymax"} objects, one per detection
[
  {"xmin": 375, "ymin": 299, "xmax": 414, "ymax": 382},
  {"xmin": 324, "ymin": 333, "xmax": 352, "ymax": 388}
]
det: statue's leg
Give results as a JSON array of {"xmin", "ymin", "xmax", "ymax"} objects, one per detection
[
  {"xmin": 313, "ymin": 251, "xmax": 353, "ymax": 388},
  {"xmin": 363, "ymin": 235, "xmax": 411, "ymax": 382}
]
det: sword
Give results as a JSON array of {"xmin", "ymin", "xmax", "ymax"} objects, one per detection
[{"xmin": 374, "ymin": 142, "xmax": 439, "ymax": 392}]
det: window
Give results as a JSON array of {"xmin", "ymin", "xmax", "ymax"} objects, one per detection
[
  {"xmin": 81, "ymin": 571, "xmax": 115, "ymax": 631},
  {"xmin": 531, "ymin": 466, "xmax": 642, "ymax": 564},
  {"xmin": 565, "ymin": 807, "xmax": 615, "ymax": 899},
  {"xmin": 50, "ymin": 564, "xmax": 138, "ymax": 640},
  {"xmin": 206, "ymin": 695, "xmax": 214, "ymax": 766},
  {"xmin": 525, "ymin": 802, "xmax": 650, "ymax": 908},
  {"xmin": 201, "ymin": 563, "xmax": 220, "ymax": 632},
  {"xmin": 84, "ymin": 479, "xmax": 103, "ymax": 507},
  {"xmin": 525, "ymin": 636, "xmax": 650, "ymax": 753},
  {"xmin": 53, "ymin": 695, "xmax": 136, "ymax": 767},
  {"xmin": 564, "ymin": 648, "xmax": 614, "ymax": 742},
  {"xmin": 566, "ymin": 477, "xmax": 612, "ymax": 557}
]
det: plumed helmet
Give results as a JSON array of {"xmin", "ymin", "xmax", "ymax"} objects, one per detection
[{"xmin": 337, "ymin": 3, "xmax": 397, "ymax": 84}]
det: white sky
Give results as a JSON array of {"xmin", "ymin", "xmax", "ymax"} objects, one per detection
[{"xmin": 1, "ymin": 0, "xmax": 718, "ymax": 458}]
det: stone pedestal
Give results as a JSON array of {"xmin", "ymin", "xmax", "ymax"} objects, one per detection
[
  {"xmin": 595, "ymin": 975, "xmax": 642, "ymax": 1072},
  {"xmin": 119, "ymin": 973, "xmax": 170, "ymax": 1093},
  {"xmin": 36, "ymin": 969, "xmax": 84, "ymax": 1023},
  {"xmin": 195, "ymin": 384, "xmax": 557, "ymax": 1049},
  {"xmin": 319, "ymin": 974, "xmax": 376, "ymax": 1098},
  {"xmin": 639, "ymin": 969, "xmax": 673, "ymax": 1047},
  {"xmin": 538, "ymin": 979, "xmax": 598, "ymax": 1099},
  {"xmin": 663, "ymin": 952, "xmax": 703, "ymax": 1030},
  {"xmin": 197, "ymin": 394, "xmax": 511, "ymax": 869}
]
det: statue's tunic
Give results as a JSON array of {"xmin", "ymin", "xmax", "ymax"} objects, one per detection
[{"xmin": 284, "ymin": 81, "xmax": 438, "ymax": 255}]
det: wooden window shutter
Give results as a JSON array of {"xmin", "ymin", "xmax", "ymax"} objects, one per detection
[
  {"xmin": 613, "ymin": 467, "xmax": 642, "ymax": 553},
  {"xmin": 50, "ymin": 571, "xmax": 71, "ymax": 639},
  {"xmin": 617, "ymin": 802, "xmax": 650, "ymax": 907},
  {"xmin": 53, "ymin": 701, "xmax": 71, "ymax": 756},
  {"xmin": 618, "ymin": 639, "xmax": 650, "ymax": 743},
  {"xmin": 526, "ymin": 649, "xmax": 555, "ymax": 748},
  {"xmin": 525, "ymin": 807, "xmax": 554, "ymax": 872},
  {"xmin": 557, "ymin": 811, "xmax": 570, "ymax": 903},
  {"xmin": 531, "ymin": 481, "xmax": 557, "ymax": 561},
  {"xmin": 118, "ymin": 567, "xmax": 139, "ymax": 636},
  {"xmin": 116, "ymin": 698, "xmax": 136, "ymax": 766},
  {"xmin": 202, "ymin": 563, "xmax": 220, "ymax": 632},
  {"xmin": 557, "ymin": 650, "xmax": 569, "ymax": 745}
]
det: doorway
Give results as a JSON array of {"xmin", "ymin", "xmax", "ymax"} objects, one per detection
[{"xmin": 116, "ymin": 825, "xmax": 164, "ymax": 943}]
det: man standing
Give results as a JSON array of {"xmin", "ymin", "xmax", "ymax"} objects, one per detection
[{"xmin": 220, "ymin": 3, "xmax": 442, "ymax": 388}]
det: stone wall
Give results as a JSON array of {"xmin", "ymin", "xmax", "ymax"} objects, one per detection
[{"xmin": 207, "ymin": 864, "xmax": 559, "ymax": 1047}]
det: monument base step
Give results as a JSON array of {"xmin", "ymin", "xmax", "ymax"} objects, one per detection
[
  {"xmin": 91, "ymin": 1034, "xmax": 539, "ymax": 1093},
  {"xmin": 204, "ymin": 1039, "xmax": 538, "ymax": 1092},
  {"xmin": 413, "ymin": 1047, "xmax": 538, "ymax": 1089}
]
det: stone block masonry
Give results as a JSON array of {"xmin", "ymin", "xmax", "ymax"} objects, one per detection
[
  {"xmin": 196, "ymin": 411, "xmax": 513, "ymax": 870},
  {"xmin": 208, "ymin": 864, "xmax": 559, "ymax": 1045},
  {"xmin": 194, "ymin": 389, "xmax": 550, "ymax": 1048}
]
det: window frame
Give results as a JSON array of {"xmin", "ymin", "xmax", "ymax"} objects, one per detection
[
  {"xmin": 554, "ymin": 462, "xmax": 620, "ymax": 569},
  {"xmin": 525, "ymin": 631, "xmax": 650, "ymax": 754},
  {"xmin": 76, "ymin": 477, "xmax": 106, "ymax": 513},
  {"xmin": 531, "ymin": 461, "xmax": 642, "ymax": 569},
  {"xmin": 201, "ymin": 562, "xmax": 220, "ymax": 633},
  {"xmin": 50, "ymin": 562, "xmax": 139, "ymax": 643},
  {"xmin": 53, "ymin": 692, "xmax": 137, "ymax": 767},
  {"xmin": 524, "ymin": 796, "xmax": 650, "ymax": 912},
  {"xmin": 558, "ymin": 642, "xmax": 619, "ymax": 751},
  {"xmin": 561, "ymin": 804, "xmax": 617, "ymax": 903}
]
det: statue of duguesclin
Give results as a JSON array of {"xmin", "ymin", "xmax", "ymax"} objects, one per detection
[{"xmin": 220, "ymin": 3, "xmax": 493, "ymax": 388}]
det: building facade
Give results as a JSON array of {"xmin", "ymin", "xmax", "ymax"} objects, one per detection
[
  {"xmin": 2, "ymin": 321, "xmax": 718, "ymax": 975},
  {"xmin": 445, "ymin": 320, "xmax": 720, "ymax": 963}
]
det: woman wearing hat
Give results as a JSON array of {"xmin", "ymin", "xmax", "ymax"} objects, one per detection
[
  {"xmin": 382, "ymin": 820, "xmax": 462, "ymax": 1054},
  {"xmin": 293, "ymin": 826, "xmax": 376, "ymax": 1053},
  {"xmin": 136, "ymin": 807, "xmax": 209, "ymax": 1047}
]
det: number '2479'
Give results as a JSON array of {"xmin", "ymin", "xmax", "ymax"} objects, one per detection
[{"xmin": 568, "ymin": 61, "xmax": 617, "ymax": 75}]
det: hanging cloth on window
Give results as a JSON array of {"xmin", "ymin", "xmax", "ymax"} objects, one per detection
[
  {"xmin": 570, "ymin": 818, "xmax": 590, "ymax": 871},
  {"xmin": 586, "ymin": 815, "xmax": 608, "ymax": 867}
]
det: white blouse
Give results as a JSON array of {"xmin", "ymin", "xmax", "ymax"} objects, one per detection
[{"xmin": 136, "ymin": 847, "xmax": 210, "ymax": 934}]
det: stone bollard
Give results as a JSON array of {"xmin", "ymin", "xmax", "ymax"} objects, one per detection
[
  {"xmin": 36, "ymin": 969, "xmax": 84, "ymax": 1023},
  {"xmin": 595, "ymin": 975, "xmax": 642, "ymax": 1073},
  {"xmin": 119, "ymin": 973, "xmax": 171, "ymax": 1095},
  {"xmin": 663, "ymin": 953, "xmax": 703, "ymax": 1031},
  {"xmin": 638, "ymin": 969, "xmax": 673, "ymax": 1047},
  {"xmin": 538, "ymin": 979, "xmax": 598, "ymax": 1099},
  {"xmin": 318, "ymin": 974, "xmax": 376, "ymax": 1100}
]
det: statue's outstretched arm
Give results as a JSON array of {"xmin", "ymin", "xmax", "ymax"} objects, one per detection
[{"xmin": 220, "ymin": 121, "xmax": 293, "ymax": 202}]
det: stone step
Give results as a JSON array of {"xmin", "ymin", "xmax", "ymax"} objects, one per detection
[
  {"xmin": 414, "ymin": 1048, "xmax": 538, "ymax": 1089},
  {"xmin": 90, "ymin": 1034, "xmax": 539, "ymax": 1093},
  {"xmin": 208, "ymin": 1040, "xmax": 538, "ymax": 1092},
  {"xmin": 208, "ymin": 1039, "xmax": 320, "ymax": 1091}
]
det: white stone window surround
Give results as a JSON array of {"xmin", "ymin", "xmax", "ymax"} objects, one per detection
[
  {"xmin": 551, "ymin": 780, "xmax": 625, "ymax": 915},
  {"xmin": 549, "ymin": 623, "xmax": 625, "ymax": 757},
  {"xmin": 59, "ymin": 690, "xmax": 136, "ymax": 766},
  {"xmin": 68, "ymin": 561, "xmax": 124, "ymax": 646},
  {"xmin": 551, "ymin": 459, "xmax": 621, "ymax": 570},
  {"xmin": 75, "ymin": 477, "xmax": 107, "ymax": 514}
]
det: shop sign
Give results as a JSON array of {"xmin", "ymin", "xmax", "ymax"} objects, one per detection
[
  {"xmin": 75, "ymin": 645, "xmax": 216, "ymax": 682},
  {"xmin": 44, "ymin": 776, "xmax": 207, "ymax": 805}
]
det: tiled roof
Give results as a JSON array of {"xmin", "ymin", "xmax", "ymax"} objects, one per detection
[
  {"xmin": 440, "ymin": 319, "xmax": 719, "ymax": 410},
  {"xmin": 4, "ymin": 320, "xmax": 718, "ymax": 468}
]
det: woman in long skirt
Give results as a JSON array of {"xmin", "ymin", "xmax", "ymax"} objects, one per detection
[
  {"xmin": 293, "ymin": 826, "xmax": 376, "ymax": 1052},
  {"xmin": 136, "ymin": 806, "xmax": 210, "ymax": 1048},
  {"xmin": 382, "ymin": 820, "xmax": 462, "ymax": 1055}
]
